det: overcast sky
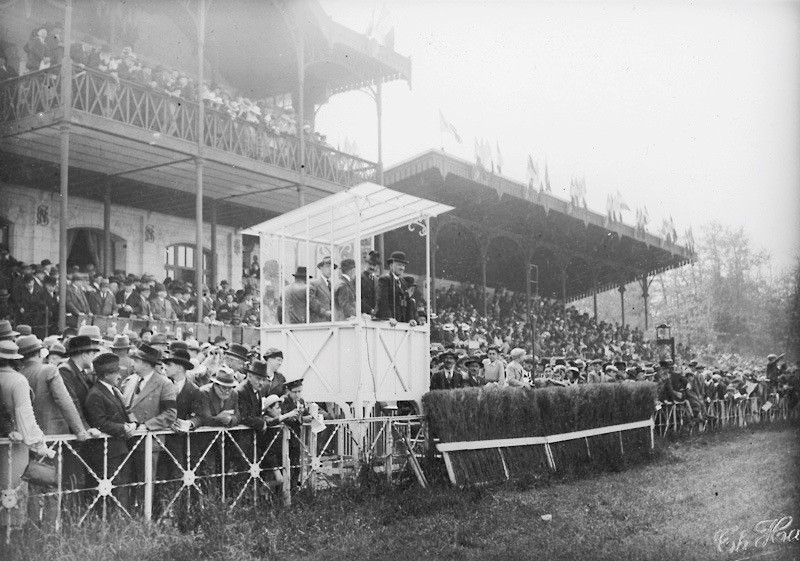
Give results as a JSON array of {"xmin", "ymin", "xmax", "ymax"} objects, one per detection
[{"xmin": 317, "ymin": 0, "xmax": 800, "ymax": 274}]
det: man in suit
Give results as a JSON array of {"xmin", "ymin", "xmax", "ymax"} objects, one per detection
[
  {"xmin": 150, "ymin": 283, "xmax": 177, "ymax": 321},
  {"xmin": 284, "ymin": 267, "xmax": 310, "ymax": 324},
  {"xmin": 65, "ymin": 273, "xmax": 92, "ymax": 318},
  {"xmin": 430, "ymin": 351, "xmax": 471, "ymax": 390},
  {"xmin": 15, "ymin": 273, "xmax": 44, "ymax": 330},
  {"xmin": 129, "ymin": 285, "xmax": 153, "ymax": 319},
  {"xmin": 116, "ymin": 278, "xmax": 137, "ymax": 318},
  {"xmin": 376, "ymin": 251, "xmax": 417, "ymax": 326},
  {"xmin": 361, "ymin": 251, "xmax": 380, "ymax": 317},
  {"xmin": 120, "ymin": 343, "xmax": 177, "ymax": 492},
  {"xmin": 334, "ymin": 258, "xmax": 357, "ymax": 321},
  {"xmin": 281, "ymin": 378, "xmax": 313, "ymax": 490},
  {"xmin": 59, "ymin": 335, "xmax": 101, "ymax": 491},
  {"xmin": 194, "ymin": 368, "xmax": 240, "ymax": 476},
  {"xmin": 309, "ymin": 256, "xmax": 336, "ymax": 322},
  {"xmin": 234, "ymin": 359, "xmax": 269, "ymax": 466},
  {"xmin": 89, "ymin": 277, "xmax": 117, "ymax": 317},
  {"xmin": 85, "ymin": 353, "xmax": 136, "ymax": 512},
  {"xmin": 262, "ymin": 347, "xmax": 287, "ymax": 397},
  {"xmin": 160, "ymin": 349, "xmax": 201, "ymax": 482}
]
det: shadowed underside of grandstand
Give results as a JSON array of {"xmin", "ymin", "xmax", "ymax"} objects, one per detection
[{"xmin": 383, "ymin": 150, "xmax": 695, "ymax": 329}]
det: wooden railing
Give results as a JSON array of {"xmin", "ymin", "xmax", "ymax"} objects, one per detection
[{"xmin": 0, "ymin": 65, "xmax": 378, "ymax": 187}]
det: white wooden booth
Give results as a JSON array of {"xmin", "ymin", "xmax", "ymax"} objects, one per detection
[{"xmin": 242, "ymin": 183, "xmax": 453, "ymax": 418}]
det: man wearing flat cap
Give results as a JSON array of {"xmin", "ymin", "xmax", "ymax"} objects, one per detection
[
  {"xmin": 376, "ymin": 251, "xmax": 416, "ymax": 327},
  {"xmin": 309, "ymin": 256, "xmax": 336, "ymax": 322},
  {"xmin": 334, "ymin": 258, "xmax": 357, "ymax": 321}
]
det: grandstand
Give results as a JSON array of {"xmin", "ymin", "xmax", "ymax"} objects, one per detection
[
  {"xmin": 0, "ymin": 0, "xmax": 409, "ymax": 328},
  {"xmin": 383, "ymin": 149, "xmax": 695, "ymax": 330}
]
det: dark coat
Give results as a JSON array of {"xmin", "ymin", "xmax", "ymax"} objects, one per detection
[
  {"xmin": 334, "ymin": 275, "xmax": 357, "ymax": 320},
  {"xmin": 235, "ymin": 380, "xmax": 267, "ymax": 432},
  {"xmin": 89, "ymin": 289, "xmax": 117, "ymax": 316},
  {"xmin": 196, "ymin": 384, "xmax": 239, "ymax": 427},
  {"xmin": 360, "ymin": 271, "xmax": 377, "ymax": 316},
  {"xmin": 430, "ymin": 369, "xmax": 474, "ymax": 391},
  {"xmin": 376, "ymin": 272, "xmax": 411, "ymax": 322},
  {"xmin": 85, "ymin": 381, "xmax": 131, "ymax": 461},
  {"xmin": 176, "ymin": 380, "xmax": 202, "ymax": 423},
  {"xmin": 60, "ymin": 358, "xmax": 94, "ymax": 426}
]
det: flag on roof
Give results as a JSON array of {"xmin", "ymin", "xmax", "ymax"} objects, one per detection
[
  {"xmin": 439, "ymin": 110, "xmax": 462, "ymax": 144},
  {"xmin": 616, "ymin": 190, "xmax": 631, "ymax": 212},
  {"xmin": 495, "ymin": 140, "xmax": 504, "ymax": 174},
  {"xmin": 366, "ymin": 1, "xmax": 395, "ymax": 52},
  {"xmin": 525, "ymin": 155, "xmax": 538, "ymax": 198},
  {"xmin": 544, "ymin": 162, "xmax": 552, "ymax": 193}
]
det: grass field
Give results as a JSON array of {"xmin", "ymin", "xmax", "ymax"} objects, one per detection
[{"xmin": 6, "ymin": 423, "xmax": 800, "ymax": 561}]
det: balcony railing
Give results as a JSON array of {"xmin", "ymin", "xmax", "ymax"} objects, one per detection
[{"xmin": 0, "ymin": 65, "xmax": 378, "ymax": 187}]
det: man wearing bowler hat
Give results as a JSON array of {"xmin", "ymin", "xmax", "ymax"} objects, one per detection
[
  {"xmin": 121, "ymin": 343, "xmax": 177, "ymax": 495},
  {"xmin": 309, "ymin": 256, "xmax": 337, "ymax": 323},
  {"xmin": 334, "ymin": 258, "xmax": 357, "ymax": 321},
  {"xmin": 284, "ymin": 266, "xmax": 310, "ymax": 324},
  {"xmin": 376, "ymin": 251, "xmax": 417, "ymax": 326}
]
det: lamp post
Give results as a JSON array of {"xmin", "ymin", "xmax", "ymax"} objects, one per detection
[{"xmin": 655, "ymin": 323, "xmax": 675, "ymax": 363}]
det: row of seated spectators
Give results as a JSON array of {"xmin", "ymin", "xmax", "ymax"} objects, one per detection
[
  {"xmin": 2, "ymin": 23, "xmax": 336, "ymax": 149},
  {"xmin": 431, "ymin": 282, "xmax": 657, "ymax": 362},
  {"xmin": 0, "ymin": 249, "xmax": 262, "ymax": 335}
]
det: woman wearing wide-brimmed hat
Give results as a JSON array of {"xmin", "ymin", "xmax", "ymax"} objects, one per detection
[{"xmin": 0, "ymin": 340, "xmax": 51, "ymax": 531}]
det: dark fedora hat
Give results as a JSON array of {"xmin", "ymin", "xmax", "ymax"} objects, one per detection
[
  {"xmin": 130, "ymin": 343, "xmax": 163, "ymax": 366},
  {"xmin": 224, "ymin": 343, "xmax": 248, "ymax": 362},
  {"xmin": 0, "ymin": 320, "xmax": 20, "ymax": 340},
  {"xmin": 340, "ymin": 258, "xmax": 356, "ymax": 271},
  {"xmin": 246, "ymin": 360, "xmax": 268, "ymax": 378},
  {"xmin": 169, "ymin": 340, "xmax": 188, "ymax": 353},
  {"xmin": 292, "ymin": 266, "xmax": 311, "ymax": 279},
  {"xmin": 163, "ymin": 349, "xmax": 194, "ymax": 370},
  {"xmin": 386, "ymin": 251, "xmax": 408, "ymax": 265},
  {"xmin": 403, "ymin": 275, "xmax": 417, "ymax": 287},
  {"xmin": 66, "ymin": 335, "xmax": 100, "ymax": 356},
  {"xmin": 93, "ymin": 353, "xmax": 120, "ymax": 377},
  {"xmin": 366, "ymin": 250, "xmax": 381, "ymax": 265}
]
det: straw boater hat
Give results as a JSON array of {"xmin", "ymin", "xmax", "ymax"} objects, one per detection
[{"xmin": 0, "ymin": 340, "xmax": 24, "ymax": 360}]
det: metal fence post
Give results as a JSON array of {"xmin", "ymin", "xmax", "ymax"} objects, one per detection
[
  {"xmin": 282, "ymin": 425, "xmax": 291, "ymax": 506},
  {"xmin": 143, "ymin": 433, "xmax": 153, "ymax": 521},
  {"xmin": 308, "ymin": 427, "xmax": 317, "ymax": 496},
  {"xmin": 384, "ymin": 419, "xmax": 393, "ymax": 485}
]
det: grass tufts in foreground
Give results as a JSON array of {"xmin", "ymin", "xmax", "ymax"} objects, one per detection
[{"xmin": 3, "ymin": 422, "xmax": 798, "ymax": 561}]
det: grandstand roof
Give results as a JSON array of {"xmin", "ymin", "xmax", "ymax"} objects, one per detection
[
  {"xmin": 384, "ymin": 150, "xmax": 695, "ymax": 301},
  {"xmin": 198, "ymin": 1, "xmax": 411, "ymax": 99},
  {"xmin": 242, "ymin": 182, "xmax": 453, "ymax": 245}
]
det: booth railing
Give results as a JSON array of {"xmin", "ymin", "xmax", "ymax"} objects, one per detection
[
  {"xmin": 0, "ymin": 66, "xmax": 378, "ymax": 187},
  {"xmin": 1, "ymin": 415, "xmax": 427, "ymax": 541}
]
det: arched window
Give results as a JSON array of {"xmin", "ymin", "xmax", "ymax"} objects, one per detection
[{"xmin": 165, "ymin": 244, "xmax": 211, "ymax": 286}]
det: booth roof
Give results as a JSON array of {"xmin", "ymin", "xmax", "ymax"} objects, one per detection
[{"xmin": 241, "ymin": 183, "xmax": 453, "ymax": 245}]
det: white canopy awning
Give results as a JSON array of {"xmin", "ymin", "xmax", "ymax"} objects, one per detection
[{"xmin": 241, "ymin": 182, "xmax": 454, "ymax": 245}]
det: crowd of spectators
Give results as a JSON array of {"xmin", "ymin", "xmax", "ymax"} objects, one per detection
[
  {"xmin": 0, "ymin": 244, "xmax": 261, "ymax": 336},
  {"xmin": 2, "ymin": 23, "xmax": 337, "ymax": 149},
  {"xmin": 430, "ymin": 282, "xmax": 652, "ymax": 362}
]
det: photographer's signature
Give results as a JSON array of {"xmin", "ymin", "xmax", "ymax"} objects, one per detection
[{"xmin": 714, "ymin": 516, "xmax": 800, "ymax": 559}]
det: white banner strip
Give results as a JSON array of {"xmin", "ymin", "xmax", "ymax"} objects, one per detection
[{"xmin": 435, "ymin": 418, "xmax": 653, "ymax": 453}]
